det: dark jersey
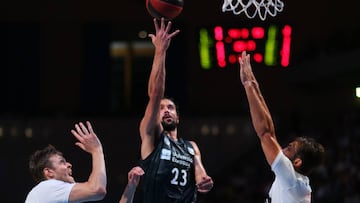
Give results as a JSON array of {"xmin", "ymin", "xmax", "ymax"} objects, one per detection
[{"xmin": 139, "ymin": 132, "xmax": 197, "ymax": 203}]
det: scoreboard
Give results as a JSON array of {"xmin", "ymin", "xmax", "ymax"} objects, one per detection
[{"xmin": 198, "ymin": 24, "xmax": 292, "ymax": 69}]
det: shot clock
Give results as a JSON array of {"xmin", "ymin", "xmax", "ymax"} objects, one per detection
[{"xmin": 198, "ymin": 24, "xmax": 292, "ymax": 69}]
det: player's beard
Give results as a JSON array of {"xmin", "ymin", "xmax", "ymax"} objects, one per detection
[{"xmin": 161, "ymin": 120, "xmax": 178, "ymax": 131}]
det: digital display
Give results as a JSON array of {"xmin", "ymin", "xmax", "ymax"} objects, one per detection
[{"xmin": 198, "ymin": 24, "xmax": 292, "ymax": 70}]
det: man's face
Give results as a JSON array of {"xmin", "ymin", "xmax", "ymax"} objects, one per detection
[
  {"xmin": 282, "ymin": 141, "xmax": 300, "ymax": 162},
  {"xmin": 160, "ymin": 98, "xmax": 179, "ymax": 131},
  {"xmin": 46, "ymin": 154, "xmax": 75, "ymax": 183}
]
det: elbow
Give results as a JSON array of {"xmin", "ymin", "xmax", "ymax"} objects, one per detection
[
  {"xmin": 256, "ymin": 118, "xmax": 274, "ymax": 137},
  {"xmin": 98, "ymin": 186, "xmax": 107, "ymax": 197},
  {"xmin": 92, "ymin": 185, "xmax": 107, "ymax": 200},
  {"xmin": 257, "ymin": 125, "xmax": 275, "ymax": 139},
  {"xmin": 92, "ymin": 186, "xmax": 107, "ymax": 201},
  {"xmin": 259, "ymin": 131, "xmax": 273, "ymax": 140}
]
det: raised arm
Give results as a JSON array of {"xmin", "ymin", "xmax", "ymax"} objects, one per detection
[
  {"xmin": 69, "ymin": 121, "xmax": 107, "ymax": 203},
  {"xmin": 139, "ymin": 18, "xmax": 180, "ymax": 159},
  {"xmin": 239, "ymin": 51, "xmax": 282, "ymax": 165},
  {"xmin": 119, "ymin": 166, "xmax": 144, "ymax": 203}
]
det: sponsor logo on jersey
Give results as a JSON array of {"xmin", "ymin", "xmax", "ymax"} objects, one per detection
[{"xmin": 161, "ymin": 148, "xmax": 171, "ymax": 160}]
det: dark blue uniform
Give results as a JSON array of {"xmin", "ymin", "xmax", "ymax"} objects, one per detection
[{"xmin": 138, "ymin": 132, "xmax": 197, "ymax": 203}]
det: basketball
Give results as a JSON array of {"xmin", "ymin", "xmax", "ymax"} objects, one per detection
[{"xmin": 146, "ymin": 0, "xmax": 184, "ymax": 20}]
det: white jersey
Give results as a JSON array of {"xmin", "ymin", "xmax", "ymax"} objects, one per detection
[
  {"xmin": 25, "ymin": 179, "xmax": 75, "ymax": 203},
  {"xmin": 269, "ymin": 151, "xmax": 312, "ymax": 203}
]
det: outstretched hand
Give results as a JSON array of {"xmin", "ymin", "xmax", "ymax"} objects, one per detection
[
  {"xmin": 119, "ymin": 166, "xmax": 145, "ymax": 203},
  {"xmin": 127, "ymin": 166, "xmax": 144, "ymax": 187},
  {"xmin": 71, "ymin": 121, "xmax": 102, "ymax": 154},
  {"xmin": 239, "ymin": 51, "xmax": 257, "ymax": 86},
  {"xmin": 148, "ymin": 18, "xmax": 180, "ymax": 52}
]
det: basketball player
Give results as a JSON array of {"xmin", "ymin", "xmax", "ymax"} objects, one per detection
[
  {"xmin": 25, "ymin": 121, "xmax": 107, "ymax": 203},
  {"xmin": 238, "ymin": 51, "xmax": 325, "ymax": 203},
  {"xmin": 119, "ymin": 166, "xmax": 144, "ymax": 203},
  {"xmin": 138, "ymin": 18, "xmax": 214, "ymax": 202}
]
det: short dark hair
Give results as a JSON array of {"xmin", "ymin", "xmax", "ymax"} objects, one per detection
[
  {"xmin": 294, "ymin": 137, "xmax": 325, "ymax": 175},
  {"xmin": 29, "ymin": 144, "xmax": 62, "ymax": 183}
]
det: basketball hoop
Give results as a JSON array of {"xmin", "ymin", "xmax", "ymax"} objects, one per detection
[{"xmin": 222, "ymin": 0, "xmax": 284, "ymax": 21}]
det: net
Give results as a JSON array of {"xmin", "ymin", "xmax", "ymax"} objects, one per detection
[{"xmin": 222, "ymin": 0, "xmax": 284, "ymax": 21}]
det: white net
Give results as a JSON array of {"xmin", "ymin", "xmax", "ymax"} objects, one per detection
[{"xmin": 222, "ymin": 0, "xmax": 284, "ymax": 21}]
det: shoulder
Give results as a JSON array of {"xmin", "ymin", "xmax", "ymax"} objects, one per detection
[
  {"xmin": 186, "ymin": 140, "xmax": 197, "ymax": 148},
  {"xmin": 41, "ymin": 179, "xmax": 75, "ymax": 193},
  {"xmin": 186, "ymin": 140, "xmax": 201, "ymax": 155},
  {"xmin": 25, "ymin": 180, "xmax": 75, "ymax": 203},
  {"xmin": 271, "ymin": 151, "xmax": 285, "ymax": 168},
  {"xmin": 271, "ymin": 151, "xmax": 294, "ymax": 172},
  {"xmin": 33, "ymin": 179, "xmax": 69, "ymax": 188}
]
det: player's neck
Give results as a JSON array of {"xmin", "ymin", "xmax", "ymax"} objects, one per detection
[{"xmin": 164, "ymin": 130, "xmax": 178, "ymax": 141}]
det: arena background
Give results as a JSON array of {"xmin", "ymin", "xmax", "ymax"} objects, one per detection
[{"xmin": 1, "ymin": 0, "xmax": 360, "ymax": 202}]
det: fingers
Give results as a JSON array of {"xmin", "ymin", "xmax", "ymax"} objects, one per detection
[
  {"xmin": 160, "ymin": 17, "xmax": 165, "ymax": 31},
  {"xmin": 71, "ymin": 121, "xmax": 94, "ymax": 143},
  {"xmin": 128, "ymin": 166, "xmax": 145, "ymax": 186},
  {"xmin": 151, "ymin": 17, "xmax": 179, "ymax": 39},
  {"xmin": 73, "ymin": 121, "xmax": 93, "ymax": 136},
  {"xmin": 74, "ymin": 122, "xmax": 87, "ymax": 136},
  {"xmin": 153, "ymin": 17, "xmax": 166, "ymax": 33},
  {"xmin": 239, "ymin": 51, "xmax": 257, "ymax": 86},
  {"xmin": 197, "ymin": 176, "xmax": 213, "ymax": 187},
  {"xmin": 148, "ymin": 33, "xmax": 155, "ymax": 39},
  {"xmin": 129, "ymin": 166, "xmax": 145, "ymax": 178},
  {"xmin": 79, "ymin": 122, "xmax": 90, "ymax": 135},
  {"xmin": 162, "ymin": 19, "xmax": 180, "ymax": 38},
  {"xmin": 70, "ymin": 121, "xmax": 102, "ymax": 153},
  {"xmin": 86, "ymin": 121, "xmax": 94, "ymax": 135},
  {"xmin": 71, "ymin": 123, "xmax": 87, "ymax": 148},
  {"xmin": 168, "ymin": 29, "xmax": 180, "ymax": 39},
  {"xmin": 238, "ymin": 51, "xmax": 248, "ymax": 65},
  {"xmin": 153, "ymin": 18, "xmax": 159, "ymax": 32},
  {"xmin": 196, "ymin": 176, "xmax": 214, "ymax": 193},
  {"xmin": 74, "ymin": 123, "xmax": 84, "ymax": 136},
  {"xmin": 70, "ymin": 129, "xmax": 82, "ymax": 143},
  {"xmin": 164, "ymin": 18, "xmax": 171, "ymax": 33}
]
